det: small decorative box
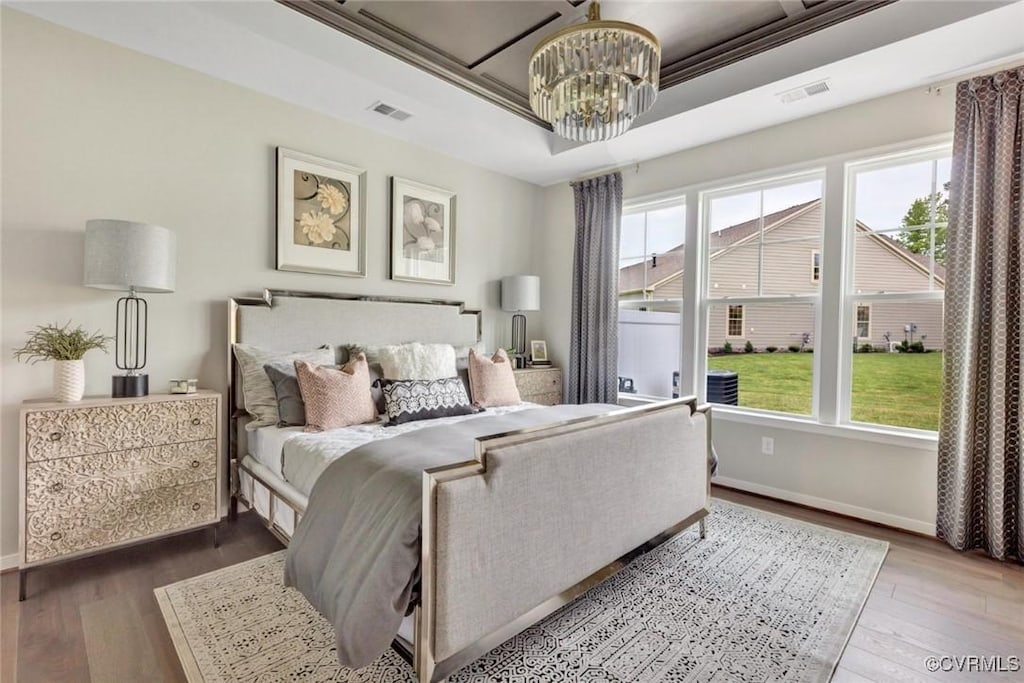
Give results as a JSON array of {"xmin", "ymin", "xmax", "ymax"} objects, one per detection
[{"xmin": 169, "ymin": 379, "xmax": 198, "ymax": 394}]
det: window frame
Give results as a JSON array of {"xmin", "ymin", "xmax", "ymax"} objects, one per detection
[
  {"xmin": 839, "ymin": 145, "xmax": 949, "ymax": 432},
  {"xmin": 701, "ymin": 169, "xmax": 825, "ymax": 419},
  {"xmin": 725, "ymin": 305, "xmax": 745, "ymax": 338},
  {"xmin": 619, "ymin": 134, "xmax": 950, "ymax": 446},
  {"xmin": 617, "ymin": 197, "xmax": 687, "ymax": 400},
  {"xmin": 855, "ymin": 304, "xmax": 871, "ymax": 340}
]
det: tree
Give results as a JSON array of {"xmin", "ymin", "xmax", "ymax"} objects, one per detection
[{"xmin": 896, "ymin": 182, "xmax": 949, "ymax": 264}]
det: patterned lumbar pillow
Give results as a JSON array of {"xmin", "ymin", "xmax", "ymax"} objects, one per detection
[
  {"xmin": 467, "ymin": 347, "xmax": 522, "ymax": 407},
  {"xmin": 381, "ymin": 377, "xmax": 481, "ymax": 425},
  {"xmin": 294, "ymin": 354, "xmax": 378, "ymax": 432},
  {"xmin": 233, "ymin": 344, "xmax": 335, "ymax": 430},
  {"xmin": 378, "ymin": 342, "xmax": 457, "ymax": 380}
]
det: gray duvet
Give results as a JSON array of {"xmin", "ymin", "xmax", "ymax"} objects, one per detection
[{"xmin": 283, "ymin": 403, "xmax": 614, "ymax": 669}]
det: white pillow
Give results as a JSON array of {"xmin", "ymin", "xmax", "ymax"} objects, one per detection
[
  {"xmin": 233, "ymin": 343, "xmax": 335, "ymax": 430},
  {"xmin": 378, "ymin": 342, "xmax": 457, "ymax": 380}
]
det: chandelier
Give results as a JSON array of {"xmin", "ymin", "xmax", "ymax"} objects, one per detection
[{"xmin": 529, "ymin": 0, "xmax": 661, "ymax": 142}]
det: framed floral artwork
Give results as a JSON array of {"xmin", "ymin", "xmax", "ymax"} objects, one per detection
[
  {"xmin": 389, "ymin": 176, "xmax": 456, "ymax": 285},
  {"xmin": 276, "ymin": 147, "xmax": 366, "ymax": 277}
]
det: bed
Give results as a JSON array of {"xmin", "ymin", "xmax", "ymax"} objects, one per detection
[{"xmin": 227, "ymin": 289, "xmax": 711, "ymax": 683}]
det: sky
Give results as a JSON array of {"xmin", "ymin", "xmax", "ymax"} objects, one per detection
[{"xmin": 621, "ymin": 157, "xmax": 951, "ymax": 261}]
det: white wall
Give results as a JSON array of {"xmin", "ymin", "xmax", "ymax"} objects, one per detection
[
  {"xmin": 0, "ymin": 10, "xmax": 544, "ymax": 563},
  {"xmin": 536, "ymin": 86, "xmax": 954, "ymax": 535}
]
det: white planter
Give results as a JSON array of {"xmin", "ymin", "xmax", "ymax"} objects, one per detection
[{"xmin": 53, "ymin": 360, "xmax": 85, "ymax": 402}]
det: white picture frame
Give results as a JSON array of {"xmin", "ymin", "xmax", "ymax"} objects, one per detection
[
  {"xmin": 390, "ymin": 176, "xmax": 456, "ymax": 285},
  {"xmin": 276, "ymin": 147, "xmax": 366, "ymax": 278},
  {"xmin": 530, "ymin": 340, "xmax": 549, "ymax": 363}
]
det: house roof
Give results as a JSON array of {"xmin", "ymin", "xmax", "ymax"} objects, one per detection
[
  {"xmin": 618, "ymin": 200, "xmax": 816, "ymax": 294},
  {"xmin": 619, "ymin": 198, "xmax": 945, "ymax": 294}
]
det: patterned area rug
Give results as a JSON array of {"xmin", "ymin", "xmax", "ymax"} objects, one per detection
[{"xmin": 156, "ymin": 501, "xmax": 886, "ymax": 682}]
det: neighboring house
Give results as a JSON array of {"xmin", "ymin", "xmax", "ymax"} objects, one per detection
[{"xmin": 619, "ymin": 200, "xmax": 944, "ymax": 350}]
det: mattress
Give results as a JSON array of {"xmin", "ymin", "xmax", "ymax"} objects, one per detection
[
  {"xmin": 247, "ymin": 424, "xmax": 304, "ymax": 478},
  {"xmin": 282, "ymin": 403, "xmax": 538, "ymax": 496}
]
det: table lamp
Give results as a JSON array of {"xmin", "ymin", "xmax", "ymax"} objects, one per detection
[
  {"xmin": 501, "ymin": 275, "xmax": 540, "ymax": 367},
  {"xmin": 84, "ymin": 219, "xmax": 176, "ymax": 397}
]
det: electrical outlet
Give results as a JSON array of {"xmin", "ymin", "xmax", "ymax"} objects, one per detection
[{"xmin": 761, "ymin": 437, "xmax": 774, "ymax": 455}]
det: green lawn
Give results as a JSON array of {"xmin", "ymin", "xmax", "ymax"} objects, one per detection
[{"xmin": 706, "ymin": 352, "xmax": 942, "ymax": 431}]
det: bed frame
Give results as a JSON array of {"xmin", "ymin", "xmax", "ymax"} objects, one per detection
[{"xmin": 227, "ymin": 289, "xmax": 711, "ymax": 683}]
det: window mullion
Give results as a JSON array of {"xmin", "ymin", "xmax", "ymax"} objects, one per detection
[
  {"xmin": 817, "ymin": 161, "xmax": 848, "ymax": 425},
  {"xmin": 680, "ymin": 194, "xmax": 703, "ymax": 401}
]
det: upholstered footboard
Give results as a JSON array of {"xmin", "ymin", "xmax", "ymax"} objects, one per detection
[{"xmin": 417, "ymin": 397, "xmax": 711, "ymax": 682}]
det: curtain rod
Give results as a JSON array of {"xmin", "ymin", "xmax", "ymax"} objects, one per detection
[
  {"xmin": 570, "ymin": 162, "xmax": 641, "ymax": 185},
  {"xmin": 925, "ymin": 55, "xmax": 1024, "ymax": 95}
]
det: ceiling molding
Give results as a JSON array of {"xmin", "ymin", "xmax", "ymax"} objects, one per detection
[
  {"xmin": 659, "ymin": 0, "xmax": 897, "ymax": 88},
  {"xmin": 278, "ymin": 0, "xmax": 897, "ymax": 128},
  {"xmin": 276, "ymin": 0, "xmax": 551, "ymax": 127}
]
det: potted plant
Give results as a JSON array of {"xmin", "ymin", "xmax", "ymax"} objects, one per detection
[{"xmin": 13, "ymin": 322, "xmax": 112, "ymax": 402}]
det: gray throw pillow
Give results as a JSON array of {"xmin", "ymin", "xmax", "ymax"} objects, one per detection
[{"xmin": 263, "ymin": 363, "xmax": 307, "ymax": 427}]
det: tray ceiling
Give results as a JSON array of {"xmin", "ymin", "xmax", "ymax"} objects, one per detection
[{"xmin": 280, "ymin": 0, "xmax": 895, "ymax": 126}]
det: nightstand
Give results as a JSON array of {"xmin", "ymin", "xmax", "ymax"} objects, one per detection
[
  {"xmin": 18, "ymin": 391, "xmax": 222, "ymax": 600},
  {"xmin": 514, "ymin": 367, "xmax": 562, "ymax": 406}
]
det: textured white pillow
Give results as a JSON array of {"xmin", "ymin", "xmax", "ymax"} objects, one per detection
[
  {"xmin": 378, "ymin": 342, "xmax": 457, "ymax": 380},
  {"xmin": 233, "ymin": 343, "xmax": 335, "ymax": 430}
]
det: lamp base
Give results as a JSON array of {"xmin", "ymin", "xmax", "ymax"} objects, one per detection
[{"xmin": 113, "ymin": 374, "xmax": 149, "ymax": 398}]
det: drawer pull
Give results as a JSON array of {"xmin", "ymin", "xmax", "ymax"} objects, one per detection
[
  {"xmin": 191, "ymin": 502, "xmax": 201, "ymax": 511},
  {"xmin": 48, "ymin": 482, "xmax": 64, "ymax": 493},
  {"xmin": 191, "ymin": 459, "xmax": 202, "ymax": 468},
  {"xmin": 49, "ymin": 432, "xmax": 63, "ymax": 442},
  {"xmin": 50, "ymin": 531, "xmax": 62, "ymax": 541},
  {"xmin": 191, "ymin": 417, "xmax": 202, "ymax": 426}
]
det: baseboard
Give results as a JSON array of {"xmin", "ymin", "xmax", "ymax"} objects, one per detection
[
  {"xmin": 712, "ymin": 476, "xmax": 937, "ymax": 536},
  {"xmin": 0, "ymin": 553, "xmax": 19, "ymax": 572}
]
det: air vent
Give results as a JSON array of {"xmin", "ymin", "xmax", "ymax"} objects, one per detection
[
  {"xmin": 777, "ymin": 80, "xmax": 831, "ymax": 104},
  {"xmin": 368, "ymin": 101, "xmax": 413, "ymax": 121}
]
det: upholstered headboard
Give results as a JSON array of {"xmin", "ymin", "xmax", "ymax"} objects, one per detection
[{"xmin": 227, "ymin": 289, "xmax": 481, "ymax": 461}]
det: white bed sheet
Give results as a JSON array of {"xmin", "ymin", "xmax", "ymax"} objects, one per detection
[
  {"xmin": 247, "ymin": 424, "xmax": 304, "ymax": 479},
  {"xmin": 282, "ymin": 403, "xmax": 539, "ymax": 497}
]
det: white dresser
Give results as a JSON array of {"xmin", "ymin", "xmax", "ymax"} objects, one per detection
[{"xmin": 18, "ymin": 391, "xmax": 222, "ymax": 599}]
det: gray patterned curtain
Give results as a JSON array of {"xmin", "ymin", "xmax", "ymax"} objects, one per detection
[
  {"xmin": 937, "ymin": 67, "xmax": 1023, "ymax": 563},
  {"xmin": 566, "ymin": 172, "xmax": 623, "ymax": 404}
]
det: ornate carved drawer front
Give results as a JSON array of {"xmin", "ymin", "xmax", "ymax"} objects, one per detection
[
  {"xmin": 25, "ymin": 440, "xmax": 217, "ymax": 517},
  {"xmin": 24, "ymin": 479, "xmax": 216, "ymax": 563},
  {"xmin": 528, "ymin": 392, "xmax": 561, "ymax": 407},
  {"xmin": 515, "ymin": 369, "xmax": 562, "ymax": 404},
  {"xmin": 25, "ymin": 398, "xmax": 217, "ymax": 462}
]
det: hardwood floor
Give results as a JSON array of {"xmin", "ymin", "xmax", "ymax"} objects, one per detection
[{"xmin": 2, "ymin": 488, "xmax": 1022, "ymax": 682}]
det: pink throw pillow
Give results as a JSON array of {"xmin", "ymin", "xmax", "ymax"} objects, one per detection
[
  {"xmin": 467, "ymin": 348, "xmax": 521, "ymax": 407},
  {"xmin": 294, "ymin": 354, "xmax": 377, "ymax": 432}
]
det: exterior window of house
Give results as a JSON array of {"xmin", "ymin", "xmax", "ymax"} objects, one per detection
[
  {"xmin": 726, "ymin": 305, "xmax": 744, "ymax": 337},
  {"xmin": 617, "ymin": 200, "xmax": 685, "ymax": 398},
  {"xmin": 856, "ymin": 304, "xmax": 871, "ymax": 339},
  {"xmin": 846, "ymin": 148, "xmax": 949, "ymax": 431},
  {"xmin": 704, "ymin": 173, "xmax": 824, "ymax": 416},
  {"xmin": 811, "ymin": 250, "xmax": 821, "ymax": 282}
]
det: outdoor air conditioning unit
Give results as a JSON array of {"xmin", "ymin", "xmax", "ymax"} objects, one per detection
[{"xmin": 707, "ymin": 370, "xmax": 739, "ymax": 406}]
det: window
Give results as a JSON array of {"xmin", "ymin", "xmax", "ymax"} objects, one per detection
[
  {"xmin": 617, "ymin": 200, "xmax": 685, "ymax": 398},
  {"xmin": 623, "ymin": 139, "xmax": 948, "ymax": 437},
  {"xmin": 727, "ymin": 305, "xmax": 744, "ymax": 337},
  {"xmin": 846, "ymin": 148, "xmax": 948, "ymax": 431},
  {"xmin": 856, "ymin": 304, "xmax": 871, "ymax": 339},
  {"xmin": 704, "ymin": 173, "xmax": 823, "ymax": 416}
]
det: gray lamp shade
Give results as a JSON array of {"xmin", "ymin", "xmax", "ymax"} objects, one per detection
[
  {"xmin": 501, "ymin": 275, "xmax": 540, "ymax": 311},
  {"xmin": 84, "ymin": 219, "xmax": 176, "ymax": 293}
]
